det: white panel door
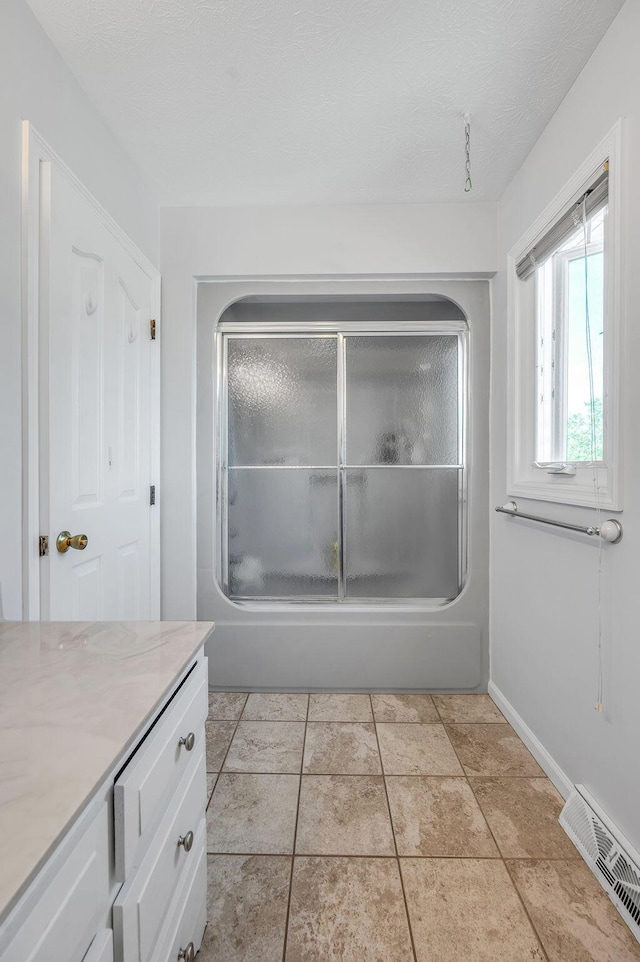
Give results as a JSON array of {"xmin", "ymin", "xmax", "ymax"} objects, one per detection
[{"xmin": 41, "ymin": 166, "xmax": 156, "ymax": 620}]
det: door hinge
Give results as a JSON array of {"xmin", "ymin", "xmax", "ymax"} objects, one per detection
[
  {"xmin": 39, "ymin": 535, "xmax": 49, "ymax": 557},
  {"xmin": 149, "ymin": 484, "xmax": 156, "ymax": 506},
  {"xmin": 150, "ymin": 318, "xmax": 156, "ymax": 340}
]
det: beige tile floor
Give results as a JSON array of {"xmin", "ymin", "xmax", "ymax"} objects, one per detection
[{"xmin": 200, "ymin": 692, "xmax": 640, "ymax": 962}]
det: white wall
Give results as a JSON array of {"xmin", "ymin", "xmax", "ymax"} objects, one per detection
[
  {"xmin": 159, "ymin": 201, "xmax": 497, "ymax": 624},
  {"xmin": 491, "ymin": 0, "xmax": 640, "ymax": 851},
  {"xmin": 0, "ymin": 0, "xmax": 158, "ymax": 619}
]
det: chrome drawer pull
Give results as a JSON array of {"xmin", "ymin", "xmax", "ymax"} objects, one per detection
[
  {"xmin": 178, "ymin": 732, "xmax": 195, "ymax": 752},
  {"xmin": 178, "ymin": 943, "xmax": 195, "ymax": 962},
  {"xmin": 178, "ymin": 830, "xmax": 194, "ymax": 852}
]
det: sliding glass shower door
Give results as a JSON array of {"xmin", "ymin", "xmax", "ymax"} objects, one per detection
[
  {"xmin": 220, "ymin": 329, "xmax": 465, "ymax": 604},
  {"xmin": 225, "ymin": 336, "xmax": 339, "ymax": 599},
  {"xmin": 343, "ymin": 335, "xmax": 461, "ymax": 599}
]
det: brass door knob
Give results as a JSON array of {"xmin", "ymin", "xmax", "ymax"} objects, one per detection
[
  {"xmin": 178, "ymin": 830, "xmax": 194, "ymax": 852},
  {"xmin": 56, "ymin": 531, "xmax": 88, "ymax": 553},
  {"xmin": 178, "ymin": 944, "xmax": 195, "ymax": 962}
]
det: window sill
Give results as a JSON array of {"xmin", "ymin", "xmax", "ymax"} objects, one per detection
[{"xmin": 508, "ymin": 464, "xmax": 621, "ymax": 510}]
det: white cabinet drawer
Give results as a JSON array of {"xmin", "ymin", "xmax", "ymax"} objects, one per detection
[
  {"xmin": 82, "ymin": 930, "xmax": 114, "ymax": 962},
  {"xmin": 115, "ymin": 657, "xmax": 208, "ymax": 881},
  {"xmin": 1, "ymin": 804, "xmax": 109, "ymax": 962},
  {"xmin": 113, "ymin": 747, "xmax": 207, "ymax": 962},
  {"xmin": 149, "ymin": 821, "xmax": 206, "ymax": 962}
]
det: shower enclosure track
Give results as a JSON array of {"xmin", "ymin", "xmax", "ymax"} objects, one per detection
[{"xmin": 218, "ymin": 326, "xmax": 469, "ymax": 603}]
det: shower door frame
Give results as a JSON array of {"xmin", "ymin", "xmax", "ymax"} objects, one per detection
[{"xmin": 216, "ymin": 320, "xmax": 469, "ymax": 607}]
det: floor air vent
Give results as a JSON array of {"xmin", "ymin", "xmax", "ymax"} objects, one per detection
[{"xmin": 560, "ymin": 785, "xmax": 640, "ymax": 941}]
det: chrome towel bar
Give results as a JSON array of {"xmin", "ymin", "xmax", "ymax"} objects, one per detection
[{"xmin": 495, "ymin": 501, "xmax": 623, "ymax": 543}]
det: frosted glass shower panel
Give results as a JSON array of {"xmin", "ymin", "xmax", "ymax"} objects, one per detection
[
  {"xmin": 221, "ymin": 324, "xmax": 466, "ymax": 604},
  {"xmin": 227, "ymin": 469, "xmax": 339, "ymax": 597},
  {"xmin": 345, "ymin": 336, "xmax": 459, "ymax": 465},
  {"xmin": 343, "ymin": 468, "xmax": 460, "ymax": 599},
  {"xmin": 227, "ymin": 337, "xmax": 337, "ymax": 466}
]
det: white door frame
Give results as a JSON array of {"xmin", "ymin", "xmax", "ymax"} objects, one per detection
[{"xmin": 21, "ymin": 121, "xmax": 161, "ymax": 620}]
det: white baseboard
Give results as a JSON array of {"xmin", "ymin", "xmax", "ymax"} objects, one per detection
[{"xmin": 488, "ymin": 681, "xmax": 573, "ymax": 799}]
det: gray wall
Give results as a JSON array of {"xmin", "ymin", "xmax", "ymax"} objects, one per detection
[
  {"xmin": 491, "ymin": 0, "xmax": 640, "ymax": 851},
  {"xmin": 197, "ymin": 279, "xmax": 490, "ymax": 691}
]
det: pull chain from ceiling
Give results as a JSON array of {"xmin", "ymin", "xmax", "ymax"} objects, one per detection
[{"xmin": 464, "ymin": 114, "xmax": 472, "ymax": 193}]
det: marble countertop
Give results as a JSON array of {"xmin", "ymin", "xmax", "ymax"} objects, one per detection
[{"xmin": 0, "ymin": 620, "xmax": 214, "ymax": 923}]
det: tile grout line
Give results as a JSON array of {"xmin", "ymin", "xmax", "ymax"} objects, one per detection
[
  {"xmin": 205, "ymin": 772, "xmax": 219, "ymax": 811},
  {"xmin": 234, "ymin": 716, "xmax": 381, "ymax": 724},
  {"xmin": 371, "ymin": 694, "xmax": 420, "ymax": 962},
  {"xmin": 442, "ymin": 713, "xmax": 552, "ymax": 962},
  {"xmin": 440, "ymin": 712, "xmax": 500, "ymax": 848},
  {"xmin": 431, "ymin": 694, "xmax": 445, "ymax": 726},
  {"xmin": 206, "ymin": 693, "xmax": 249, "ymax": 828},
  {"xmin": 211, "ymin": 768, "xmax": 554, "ymax": 777},
  {"xmin": 280, "ymin": 692, "xmax": 310, "ymax": 962},
  {"xmin": 502, "ymin": 858, "xmax": 552, "ymax": 962},
  {"xmin": 462, "ymin": 772, "xmax": 554, "ymax": 962},
  {"xmin": 203, "ymin": 691, "xmax": 252, "ymax": 951},
  {"xmin": 199, "ymin": 851, "xmax": 586, "ymax": 860},
  {"xmin": 211, "ymin": 769, "xmax": 554, "ymax": 778}
]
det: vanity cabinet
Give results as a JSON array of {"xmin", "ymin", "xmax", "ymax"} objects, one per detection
[
  {"xmin": 0, "ymin": 802, "xmax": 111, "ymax": 962},
  {"xmin": 113, "ymin": 658, "xmax": 208, "ymax": 962},
  {"xmin": 0, "ymin": 642, "xmax": 209, "ymax": 962},
  {"xmin": 84, "ymin": 932, "xmax": 116, "ymax": 962}
]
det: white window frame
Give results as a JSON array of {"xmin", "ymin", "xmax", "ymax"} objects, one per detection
[
  {"xmin": 536, "ymin": 228, "xmax": 605, "ymax": 464},
  {"xmin": 506, "ymin": 120, "xmax": 623, "ymax": 509}
]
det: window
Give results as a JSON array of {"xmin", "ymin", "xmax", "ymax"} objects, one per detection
[
  {"xmin": 507, "ymin": 122, "xmax": 622, "ymax": 509},
  {"xmin": 535, "ymin": 204, "xmax": 606, "ymax": 465},
  {"xmin": 217, "ymin": 326, "xmax": 468, "ymax": 605}
]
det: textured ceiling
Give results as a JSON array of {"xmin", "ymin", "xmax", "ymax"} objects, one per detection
[{"xmin": 26, "ymin": 0, "xmax": 623, "ymax": 205}]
